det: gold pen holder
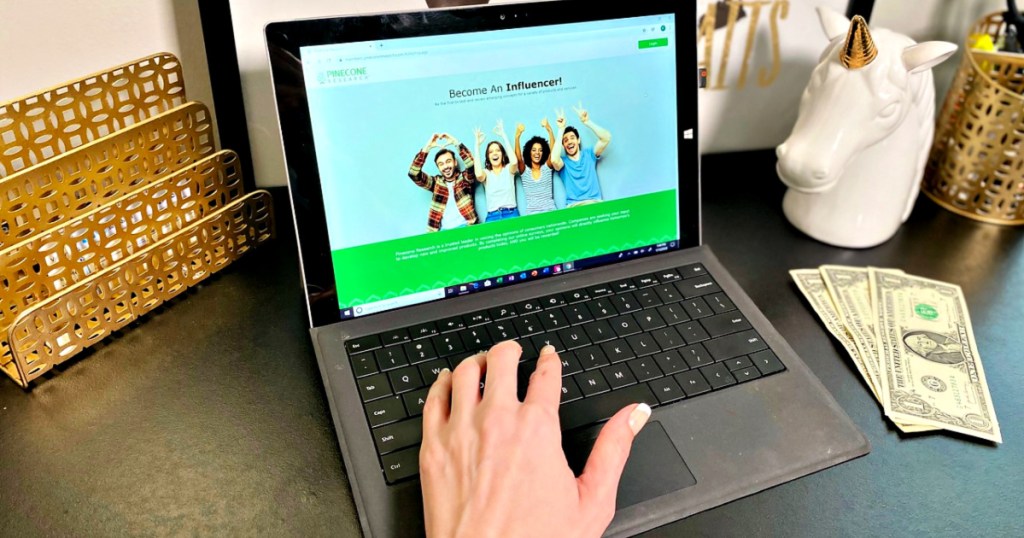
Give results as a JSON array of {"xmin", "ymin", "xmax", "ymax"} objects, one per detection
[
  {"xmin": 924, "ymin": 12, "xmax": 1024, "ymax": 225},
  {"xmin": 0, "ymin": 54, "xmax": 274, "ymax": 388}
]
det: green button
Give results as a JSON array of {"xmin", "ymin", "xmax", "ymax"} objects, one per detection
[{"xmin": 638, "ymin": 38, "xmax": 668, "ymax": 49}]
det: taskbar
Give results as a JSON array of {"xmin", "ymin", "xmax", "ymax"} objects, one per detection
[{"xmin": 339, "ymin": 240, "xmax": 681, "ymax": 320}]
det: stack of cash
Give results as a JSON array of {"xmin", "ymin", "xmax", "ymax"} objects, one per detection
[{"xmin": 790, "ymin": 266, "xmax": 1001, "ymax": 443}]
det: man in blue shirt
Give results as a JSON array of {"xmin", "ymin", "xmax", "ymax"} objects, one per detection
[{"xmin": 551, "ymin": 102, "xmax": 612, "ymax": 206}]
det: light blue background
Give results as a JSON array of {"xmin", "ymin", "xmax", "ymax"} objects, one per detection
[{"xmin": 308, "ymin": 53, "xmax": 679, "ymax": 250}]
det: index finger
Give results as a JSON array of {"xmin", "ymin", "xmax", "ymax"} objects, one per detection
[
  {"xmin": 524, "ymin": 345, "xmax": 563, "ymax": 410},
  {"xmin": 481, "ymin": 340, "xmax": 523, "ymax": 405}
]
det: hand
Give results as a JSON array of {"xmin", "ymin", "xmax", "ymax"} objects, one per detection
[
  {"xmin": 555, "ymin": 108, "xmax": 566, "ymax": 129},
  {"xmin": 445, "ymin": 133, "xmax": 461, "ymax": 146},
  {"xmin": 420, "ymin": 341, "xmax": 651, "ymax": 538},
  {"xmin": 515, "ymin": 122, "xmax": 526, "ymax": 137},
  {"xmin": 572, "ymin": 102, "xmax": 589, "ymax": 123},
  {"xmin": 541, "ymin": 117, "xmax": 550, "ymax": 130},
  {"xmin": 424, "ymin": 133, "xmax": 441, "ymax": 151},
  {"xmin": 474, "ymin": 127, "xmax": 485, "ymax": 146}
]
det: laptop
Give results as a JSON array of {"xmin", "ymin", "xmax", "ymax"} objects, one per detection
[{"xmin": 265, "ymin": 1, "xmax": 869, "ymax": 536}]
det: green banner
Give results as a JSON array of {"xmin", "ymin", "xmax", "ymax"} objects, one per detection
[{"xmin": 332, "ymin": 190, "xmax": 678, "ymax": 308}]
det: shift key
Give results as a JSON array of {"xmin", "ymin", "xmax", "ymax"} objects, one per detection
[
  {"xmin": 373, "ymin": 417, "xmax": 423, "ymax": 454},
  {"xmin": 703, "ymin": 330, "xmax": 768, "ymax": 361}
]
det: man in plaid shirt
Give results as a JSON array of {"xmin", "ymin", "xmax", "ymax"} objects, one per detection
[{"xmin": 408, "ymin": 133, "xmax": 479, "ymax": 232}]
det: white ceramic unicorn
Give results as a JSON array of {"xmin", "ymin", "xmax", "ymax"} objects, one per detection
[{"xmin": 775, "ymin": 8, "xmax": 957, "ymax": 248}]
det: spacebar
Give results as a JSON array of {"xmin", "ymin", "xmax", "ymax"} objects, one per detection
[{"xmin": 559, "ymin": 384, "xmax": 658, "ymax": 432}]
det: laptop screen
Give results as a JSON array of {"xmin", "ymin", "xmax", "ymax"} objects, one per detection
[{"xmin": 299, "ymin": 14, "xmax": 681, "ymax": 320}]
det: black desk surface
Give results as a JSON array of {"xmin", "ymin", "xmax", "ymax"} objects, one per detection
[{"xmin": 2, "ymin": 150, "xmax": 1022, "ymax": 536}]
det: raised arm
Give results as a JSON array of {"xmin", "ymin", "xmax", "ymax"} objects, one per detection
[
  {"xmin": 409, "ymin": 133, "xmax": 440, "ymax": 191},
  {"xmin": 542, "ymin": 117, "xmax": 556, "ymax": 168},
  {"xmin": 549, "ymin": 108, "xmax": 566, "ymax": 171},
  {"xmin": 451, "ymin": 135, "xmax": 477, "ymax": 186},
  {"xmin": 574, "ymin": 102, "xmax": 612, "ymax": 157},
  {"xmin": 514, "ymin": 122, "xmax": 526, "ymax": 175},
  {"xmin": 472, "ymin": 127, "xmax": 488, "ymax": 183},
  {"xmin": 495, "ymin": 119, "xmax": 517, "ymax": 172}
]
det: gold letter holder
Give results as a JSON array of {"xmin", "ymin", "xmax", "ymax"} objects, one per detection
[{"xmin": 0, "ymin": 53, "xmax": 275, "ymax": 387}]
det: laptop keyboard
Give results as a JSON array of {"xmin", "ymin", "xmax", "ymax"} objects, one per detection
[{"xmin": 343, "ymin": 263, "xmax": 786, "ymax": 484}]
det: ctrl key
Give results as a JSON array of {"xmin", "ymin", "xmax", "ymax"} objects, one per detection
[{"xmin": 381, "ymin": 446, "xmax": 420, "ymax": 484}]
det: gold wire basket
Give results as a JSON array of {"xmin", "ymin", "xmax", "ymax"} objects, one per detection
[
  {"xmin": 924, "ymin": 12, "xmax": 1024, "ymax": 225},
  {"xmin": 0, "ymin": 54, "xmax": 274, "ymax": 388}
]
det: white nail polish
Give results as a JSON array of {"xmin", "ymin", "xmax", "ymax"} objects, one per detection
[{"xmin": 628, "ymin": 403, "xmax": 652, "ymax": 435}]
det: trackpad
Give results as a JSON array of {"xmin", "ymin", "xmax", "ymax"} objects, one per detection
[{"xmin": 563, "ymin": 421, "xmax": 697, "ymax": 509}]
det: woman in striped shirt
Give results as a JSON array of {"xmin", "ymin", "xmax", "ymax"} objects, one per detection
[{"xmin": 514, "ymin": 118, "xmax": 558, "ymax": 215}]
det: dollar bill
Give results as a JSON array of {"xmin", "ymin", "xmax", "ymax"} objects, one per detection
[
  {"xmin": 870, "ymin": 268, "xmax": 1002, "ymax": 443},
  {"xmin": 791, "ymin": 269, "xmax": 936, "ymax": 434},
  {"xmin": 819, "ymin": 265, "xmax": 882, "ymax": 392}
]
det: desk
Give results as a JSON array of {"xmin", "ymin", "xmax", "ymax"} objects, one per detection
[{"xmin": 2, "ymin": 150, "xmax": 1022, "ymax": 536}]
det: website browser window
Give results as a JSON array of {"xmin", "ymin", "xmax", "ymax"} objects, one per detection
[{"xmin": 301, "ymin": 14, "xmax": 680, "ymax": 318}]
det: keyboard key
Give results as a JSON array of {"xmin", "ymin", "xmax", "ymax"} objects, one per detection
[
  {"xmin": 705, "ymin": 293, "xmax": 737, "ymax": 314},
  {"xmin": 437, "ymin": 316, "xmax": 466, "ymax": 333},
  {"xmin": 408, "ymin": 322, "xmax": 438, "ymax": 340},
  {"xmin": 559, "ymin": 384, "xmax": 658, "ymax": 431},
  {"xmin": 358, "ymin": 373, "xmax": 392, "ymax": 402},
  {"xmin": 418, "ymin": 359, "xmax": 449, "ymax": 386},
  {"xmin": 380, "ymin": 329, "xmax": 411, "ymax": 347},
  {"xmin": 582, "ymin": 320, "xmax": 616, "ymax": 343},
  {"xmin": 611, "ymin": 292, "xmax": 641, "ymax": 314},
  {"xmin": 610, "ymin": 279, "xmax": 636, "ymax": 292},
  {"xmin": 734, "ymin": 366, "xmax": 762, "ymax": 383},
  {"xmin": 565, "ymin": 288, "xmax": 591, "ymax": 303},
  {"xmin": 489, "ymin": 305, "xmax": 517, "ymax": 320},
  {"xmin": 700, "ymin": 363, "xmax": 736, "ymax": 390},
  {"xmin": 388, "ymin": 366, "xmax": 424, "ymax": 394},
  {"xmin": 586, "ymin": 284, "xmax": 614, "ymax": 298},
  {"xmin": 704, "ymin": 330, "xmax": 768, "ymax": 362},
  {"xmin": 633, "ymin": 274, "xmax": 660, "ymax": 288},
  {"xmin": 750, "ymin": 349, "xmax": 785, "ymax": 375},
  {"xmin": 459, "ymin": 327, "xmax": 494, "ymax": 353},
  {"xmin": 463, "ymin": 310, "xmax": 492, "ymax": 326},
  {"xmin": 432, "ymin": 333, "xmax": 466, "ymax": 357},
  {"xmin": 563, "ymin": 304, "xmax": 595, "ymax": 324},
  {"xmin": 347, "ymin": 334, "xmax": 381, "ymax": 354},
  {"xmin": 587, "ymin": 299, "xmax": 617, "ymax": 319},
  {"xmin": 724, "ymin": 356, "xmax": 754, "ymax": 372},
  {"xmin": 574, "ymin": 370, "xmax": 611, "ymax": 397},
  {"xmin": 375, "ymin": 347, "xmax": 409, "ymax": 371},
  {"xmin": 560, "ymin": 377, "xmax": 583, "ymax": 404},
  {"xmin": 681, "ymin": 297, "xmax": 713, "ymax": 319},
  {"xmin": 656, "ymin": 269, "xmax": 682, "ymax": 282},
  {"xmin": 654, "ymin": 284, "xmax": 682, "ymax": 304},
  {"xmin": 674, "ymin": 371, "xmax": 712, "ymax": 397},
  {"xmin": 651, "ymin": 327, "xmax": 685, "ymax": 350},
  {"xmin": 539, "ymin": 309, "xmax": 570, "ymax": 331},
  {"xmin": 517, "ymin": 360, "xmax": 537, "ymax": 400},
  {"xmin": 634, "ymin": 310, "xmax": 667, "ymax": 332},
  {"xmin": 350, "ymin": 352, "xmax": 378, "ymax": 377},
  {"xmin": 382, "ymin": 446, "xmax": 420, "ymax": 484},
  {"xmin": 404, "ymin": 340, "xmax": 438, "ymax": 364},
  {"xmin": 679, "ymin": 343, "xmax": 714, "ymax": 369},
  {"xmin": 403, "ymin": 388, "xmax": 429, "ymax": 416},
  {"xmin": 653, "ymin": 350, "xmax": 689, "ymax": 375},
  {"xmin": 514, "ymin": 299, "xmax": 544, "ymax": 314},
  {"xmin": 513, "ymin": 314, "xmax": 544, "ymax": 337},
  {"xmin": 627, "ymin": 357, "xmax": 663, "ymax": 382},
  {"xmin": 365, "ymin": 396, "xmax": 407, "ymax": 428},
  {"xmin": 373, "ymin": 417, "xmax": 422, "ymax": 454},
  {"xmin": 574, "ymin": 346, "xmax": 611, "ymax": 370},
  {"xmin": 559, "ymin": 353, "xmax": 583, "ymax": 376},
  {"xmin": 626, "ymin": 333, "xmax": 661, "ymax": 357},
  {"xmin": 600, "ymin": 339, "xmax": 636, "ymax": 363},
  {"xmin": 529, "ymin": 333, "xmax": 565, "ymax": 353},
  {"xmin": 657, "ymin": 303, "xmax": 690, "ymax": 325},
  {"xmin": 601, "ymin": 363, "xmax": 637, "ymax": 390},
  {"xmin": 677, "ymin": 263, "xmax": 707, "ymax": 278},
  {"xmin": 634, "ymin": 288, "xmax": 663, "ymax": 308},
  {"xmin": 518, "ymin": 338, "xmax": 539, "ymax": 361},
  {"xmin": 539, "ymin": 293, "xmax": 567, "ymax": 309},
  {"xmin": 700, "ymin": 312, "xmax": 752, "ymax": 338},
  {"xmin": 487, "ymin": 321, "xmax": 518, "ymax": 342},
  {"xmin": 677, "ymin": 275, "xmax": 722, "ymax": 299},
  {"xmin": 610, "ymin": 315, "xmax": 641, "ymax": 337},
  {"xmin": 677, "ymin": 321, "xmax": 711, "ymax": 344},
  {"xmin": 648, "ymin": 377, "xmax": 685, "ymax": 404},
  {"xmin": 556, "ymin": 326, "xmax": 591, "ymax": 350}
]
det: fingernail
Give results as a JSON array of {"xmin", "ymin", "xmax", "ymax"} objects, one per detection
[
  {"xmin": 628, "ymin": 403, "xmax": 651, "ymax": 435},
  {"xmin": 540, "ymin": 344, "xmax": 556, "ymax": 356},
  {"xmin": 439, "ymin": 368, "xmax": 450, "ymax": 377}
]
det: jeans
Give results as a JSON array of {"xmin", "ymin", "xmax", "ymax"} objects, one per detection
[{"xmin": 485, "ymin": 207, "xmax": 520, "ymax": 222}]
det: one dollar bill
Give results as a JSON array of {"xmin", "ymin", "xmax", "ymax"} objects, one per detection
[{"xmin": 870, "ymin": 268, "xmax": 1002, "ymax": 443}]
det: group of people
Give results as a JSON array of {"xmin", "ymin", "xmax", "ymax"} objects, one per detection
[{"xmin": 407, "ymin": 103, "xmax": 613, "ymax": 232}]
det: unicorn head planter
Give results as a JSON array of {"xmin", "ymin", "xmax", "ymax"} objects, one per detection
[{"xmin": 776, "ymin": 9, "xmax": 957, "ymax": 248}]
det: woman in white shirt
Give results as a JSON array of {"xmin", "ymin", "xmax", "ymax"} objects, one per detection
[{"xmin": 473, "ymin": 120, "xmax": 521, "ymax": 223}]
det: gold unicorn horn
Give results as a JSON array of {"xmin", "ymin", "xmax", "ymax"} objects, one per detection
[{"xmin": 839, "ymin": 15, "xmax": 877, "ymax": 69}]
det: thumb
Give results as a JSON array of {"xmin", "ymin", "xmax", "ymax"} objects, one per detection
[{"xmin": 576, "ymin": 403, "xmax": 652, "ymax": 515}]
